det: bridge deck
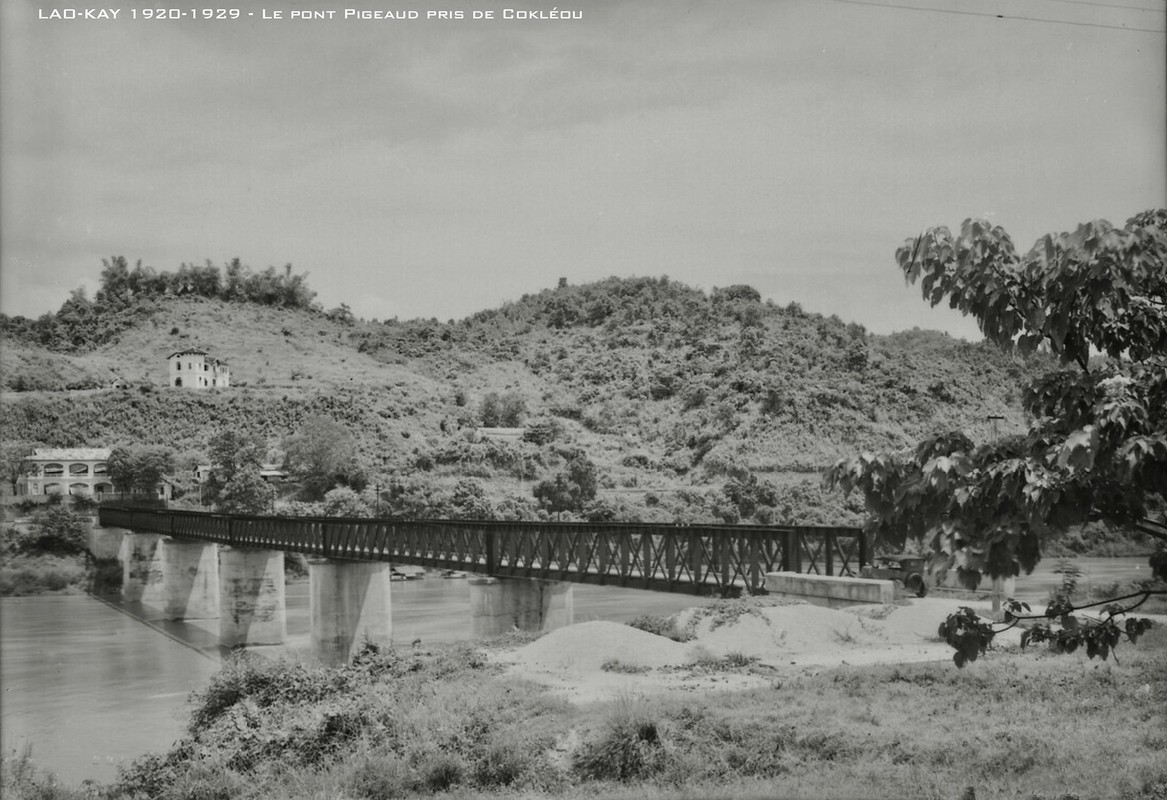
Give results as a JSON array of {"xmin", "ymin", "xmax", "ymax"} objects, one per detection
[{"xmin": 99, "ymin": 507, "xmax": 867, "ymax": 596}]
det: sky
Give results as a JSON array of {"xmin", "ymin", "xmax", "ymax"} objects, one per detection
[{"xmin": 2, "ymin": 0, "xmax": 1164, "ymax": 339}]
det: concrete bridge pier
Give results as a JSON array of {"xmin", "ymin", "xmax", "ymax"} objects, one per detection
[
  {"xmin": 160, "ymin": 538, "xmax": 220, "ymax": 620},
  {"xmin": 219, "ymin": 547, "xmax": 287, "ymax": 648},
  {"xmin": 308, "ymin": 558, "xmax": 392, "ymax": 666},
  {"xmin": 120, "ymin": 532, "xmax": 166, "ymax": 606},
  {"xmin": 468, "ymin": 577, "xmax": 574, "ymax": 638},
  {"xmin": 88, "ymin": 525, "xmax": 126, "ymax": 561}
]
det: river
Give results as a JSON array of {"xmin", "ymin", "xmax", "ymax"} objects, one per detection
[{"xmin": 0, "ymin": 556, "xmax": 1154, "ymax": 785}]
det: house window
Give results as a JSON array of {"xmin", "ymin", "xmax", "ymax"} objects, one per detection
[
  {"xmin": 176, "ymin": 362, "xmax": 181, "ymax": 370},
  {"xmin": 43, "ymin": 463, "xmax": 64, "ymax": 477},
  {"xmin": 69, "ymin": 463, "xmax": 89, "ymax": 476},
  {"xmin": 94, "ymin": 463, "xmax": 108, "ymax": 475}
]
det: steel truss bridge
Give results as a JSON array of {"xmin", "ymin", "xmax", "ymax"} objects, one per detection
[{"xmin": 99, "ymin": 507, "xmax": 867, "ymax": 595}]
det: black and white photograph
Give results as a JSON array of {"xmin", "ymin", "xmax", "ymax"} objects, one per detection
[{"xmin": 1, "ymin": 1, "xmax": 1165, "ymax": 798}]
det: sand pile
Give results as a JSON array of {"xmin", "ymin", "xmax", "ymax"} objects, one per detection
[
  {"xmin": 496, "ymin": 599, "xmax": 1028, "ymax": 702},
  {"xmin": 502, "ymin": 620, "xmax": 690, "ymax": 673},
  {"xmin": 680, "ymin": 598, "xmax": 1026, "ymax": 665}
]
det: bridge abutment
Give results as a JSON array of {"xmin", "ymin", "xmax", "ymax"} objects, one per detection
[
  {"xmin": 120, "ymin": 532, "xmax": 165, "ymax": 606},
  {"xmin": 309, "ymin": 558, "xmax": 392, "ymax": 665},
  {"xmin": 219, "ymin": 547, "xmax": 287, "ymax": 647},
  {"xmin": 160, "ymin": 538, "xmax": 220, "ymax": 621},
  {"xmin": 468, "ymin": 577, "xmax": 574, "ymax": 638}
]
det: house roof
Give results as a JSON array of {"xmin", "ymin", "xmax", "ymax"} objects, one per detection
[
  {"xmin": 168, "ymin": 349, "xmax": 229, "ymax": 366},
  {"xmin": 30, "ymin": 448, "xmax": 111, "ymax": 461}
]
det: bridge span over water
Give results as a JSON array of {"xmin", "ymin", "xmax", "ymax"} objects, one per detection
[{"xmin": 96, "ymin": 507, "xmax": 868, "ymax": 664}]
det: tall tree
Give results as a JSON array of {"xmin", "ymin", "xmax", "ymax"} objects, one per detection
[
  {"xmin": 217, "ymin": 468, "xmax": 275, "ymax": 515},
  {"xmin": 533, "ymin": 453, "xmax": 598, "ymax": 516},
  {"xmin": 826, "ymin": 210, "xmax": 1166, "ymax": 664},
  {"xmin": 204, "ymin": 430, "xmax": 267, "ymax": 507},
  {"xmin": 107, "ymin": 445, "xmax": 175, "ymax": 497},
  {"xmin": 282, "ymin": 416, "xmax": 366, "ymax": 501}
]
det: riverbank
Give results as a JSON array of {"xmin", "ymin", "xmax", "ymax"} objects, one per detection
[
  {"xmin": 4, "ymin": 594, "xmax": 1165, "ymax": 800},
  {"xmin": 0, "ymin": 553, "xmax": 121, "ymax": 597}
]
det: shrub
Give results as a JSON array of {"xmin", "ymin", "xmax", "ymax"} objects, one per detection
[
  {"xmin": 420, "ymin": 753, "xmax": 465, "ymax": 792},
  {"xmin": 626, "ymin": 614, "xmax": 694, "ymax": 643},
  {"xmin": 15, "ymin": 506, "xmax": 90, "ymax": 556},
  {"xmin": 346, "ymin": 755, "xmax": 415, "ymax": 799},
  {"xmin": 1, "ymin": 745, "xmax": 88, "ymax": 800},
  {"xmin": 601, "ymin": 659, "xmax": 651, "ymax": 674},
  {"xmin": 574, "ymin": 698, "xmax": 667, "ymax": 782},
  {"xmin": 473, "ymin": 739, "xmax": 536, "ymax": 787},
  {"xmin": 0, "ymin": 555, "xmax": 87, "ymax": 596}
]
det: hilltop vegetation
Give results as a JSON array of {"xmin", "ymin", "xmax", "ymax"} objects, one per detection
[{"xmin": 1, "ymin": 262, "xmax": 1049, "ymax": 526}]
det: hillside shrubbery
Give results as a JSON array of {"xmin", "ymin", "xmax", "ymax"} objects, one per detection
[
  {"xmin": 1, "ymin": 272, "xmax": 1051, "ymax": 527},
  {"xmin": 0, "ymin": 256, "xmax": 317, "ymax": 353}
]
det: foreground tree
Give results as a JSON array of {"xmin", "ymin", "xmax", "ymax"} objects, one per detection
[{"xmin": 827, "ymin": 210, "xmax": 1166, "ymax": 665}]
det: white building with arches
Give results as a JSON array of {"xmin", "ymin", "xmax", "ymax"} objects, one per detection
[
  {"xmin": 17, "ymin": 448, "xmax": 114, "ymax": 497},
  {"xmin": 168, "ymin": 349, "xmax": 230, "ymax": 389}
]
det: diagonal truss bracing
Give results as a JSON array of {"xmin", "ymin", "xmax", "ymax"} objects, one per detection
[{"xmin": 99, "ymin": 508, "xmax": 866, "ymax": 595}]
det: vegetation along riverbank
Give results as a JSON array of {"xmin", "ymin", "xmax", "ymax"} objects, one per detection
[
  {"xmin": 0, "ymin": 502, "xmax": 119, "ymax": 597},
  {"xmin": 2, "ymin": 609, "xmax": 1165, "ymax": 800}
]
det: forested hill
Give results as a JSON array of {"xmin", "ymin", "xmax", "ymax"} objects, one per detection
[{"xmin": 0, "ymin": 265, "xmax": 1045, "ymax": 524}]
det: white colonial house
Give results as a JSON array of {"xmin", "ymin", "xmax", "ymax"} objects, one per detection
[
  {"xmin": 17, "ymin": 448, "xmax": 115, "ymax": 497},
  {"xmin": 168, "ymin": 349, "xmax": 230, "ymax": 389}
]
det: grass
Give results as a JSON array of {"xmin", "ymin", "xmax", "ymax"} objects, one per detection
[{"xmin": 63, "ymin": 624, "xmax": 1166, "ymax": 800}]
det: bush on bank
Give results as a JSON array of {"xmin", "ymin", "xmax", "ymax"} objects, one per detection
[
  {"xmin": 0, "ymin": 555, "xmax": 88, "ymax": 597},
  {"xmin": 0, "ymin": 505, "xmax": 120, "ymax": 597},
  {"xmin": 80, "ymin": 625, "xmax": 1167, "ymax": 800}
]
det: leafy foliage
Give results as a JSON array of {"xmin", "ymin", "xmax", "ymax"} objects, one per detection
[
  {"xmin": 107, "ymin": 444, "xmax": 175, "ymax": 496},
  {"xmin": 217, "ymin": 467, "xmax": 276, "ymax": 515},
  {"xmin": 828, "ymin": 210, "xmax": 1167, "ymax": 584},
  {"xmin": 533, "ymin": 452, "xmax": 598, "ymax": 515},
  {"xmin": 828, "ymin": 209, "xmax": 1167, "ymax": 665},
  {"xmin": 282, "ymin": 416, "xmax": 367, "ymax": 501},
  {"xmin": 938, "ymin": 593, "xmax": 1161, "ymax": 669}
]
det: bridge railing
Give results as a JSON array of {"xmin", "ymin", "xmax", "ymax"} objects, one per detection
[{"xmin": 98, "ymin": 507, "xmax": 866, "ymax": 595}]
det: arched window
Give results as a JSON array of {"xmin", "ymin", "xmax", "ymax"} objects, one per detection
[
  {"xmin": 176, "ymin": 361, "xmax": 182, "ymax": 370},
  {"xmin": 70, "ymin": 463, "xmax": 89, "ymax": 476},
  {"xmin": 69, "ymin": 483, "xmax": 89, "ymax": 495},
  {"xmin": 94, "ymin": 463, "xmax": 108, "ymax": 475},
  {"xmin": 43, "ymin": 463, "xmax": 64, "ymax": 477}
]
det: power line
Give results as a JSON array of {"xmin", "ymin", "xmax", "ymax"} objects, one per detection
[
  {"xmin": 831, "ymin": 0, "xmax": 1167, "ymax": 33},
  {"xmin": 1041, "ymin": 0, "xmax": 1165, "ymax": 12}
]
